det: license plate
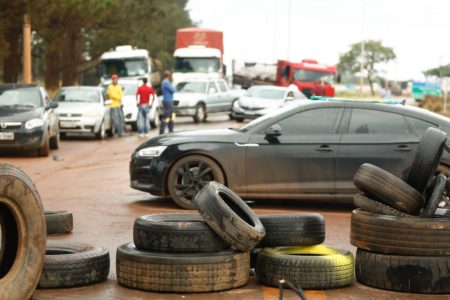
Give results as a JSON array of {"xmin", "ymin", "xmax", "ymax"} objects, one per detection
[
  {"xmin": 60, "ymin": 121, "xmax": 77, "ymax": 128},
  {"xmin": 0, "ymin": 132, "xmax": 14, "ymax": 140}
]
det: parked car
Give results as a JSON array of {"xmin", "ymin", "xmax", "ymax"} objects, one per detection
[
  {"xmin": 101, "ymin": 79, "xmax": 159, "ymax": 130},
  {"xmin": 231, "ymin": 85, "xmax": 307, "ymax": 121},
  {"xmin": 130, "ymin": 98, "xmax": 450, "ymax": 209},
  {"xmin": 54, "ymin": 86, "xmax": 113, "ymax": 139},
  {"xmin": 0, "ymin": 83, "xmax": 59, "ymax": 156},
  {"xmin": 173, "ymin": 78, "xmax": 242, "ymax": 122}
]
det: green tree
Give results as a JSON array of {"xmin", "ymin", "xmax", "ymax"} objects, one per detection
[
  {"xmin": 338, "ymin": 40, "xmax": 396, "ymax": 95},
  {"xmin": 424, "ymin": 64, "xmax": 450, "ymax": 77}
]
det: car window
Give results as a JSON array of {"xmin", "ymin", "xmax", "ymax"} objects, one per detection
[
  {"xmin": 176, "ymin": 81, "xmax": 207, "ymax": 93},
  {"xmin": 276, "ymin": 108, "xmax": 343, "ymax": 135},
  {"xmin": 217, "ymin": 80, "xmax": 227, "ymax": 92},
  {"xmin": 406, "ymin": 116, "xmax": 437, "ymax": 137},
  {"xmin": 349, "ymin": 109, "xmax": 411, "ymax": 134},
  {"xmin": 208, "ymin": 82, "xmax": 218, "ymax": 94}
]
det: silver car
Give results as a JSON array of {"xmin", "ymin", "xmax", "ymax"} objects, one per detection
[
  {"xmin": 54, "ymin": 86, "xmax": 113, "ymax": 139},
  {"xmin": 231, "ymin": 85, "xmax": 307, "ymax": 122}
]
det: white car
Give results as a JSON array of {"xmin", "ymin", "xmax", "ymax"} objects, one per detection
[
  {"xmin": 101, "ymin": 79, "xmax": 159, "ymax": 130},
  {"xmin": 54, "ymin": 86, "xmax": 113, "ymax": 139},
  {"xmin": 231, "ymin": 85, "xmax": 307, "ymax": 121}
]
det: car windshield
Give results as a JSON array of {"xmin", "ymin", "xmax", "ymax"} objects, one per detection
[
  {"xmin": 238, "ymin": 102, "xmax": 303, "ymax": 133},
  {"xmin": 246, "ymin": 87, "xmax": 286, "ymax": 100},
  {"xmin": 0, "ymin": 87, "xmax": 42, "ymax": 108},
  {"xmin": 176, "ymin": 81, "xmax": 207, "ymax": 93},
  {"xmin": 54, "ymin": 89, "xmax": 100, "ymax": 103}
]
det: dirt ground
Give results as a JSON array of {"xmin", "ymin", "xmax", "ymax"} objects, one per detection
[{"xmin": 1, "ymin": 115, "xmax": 448, "ymax": 299}]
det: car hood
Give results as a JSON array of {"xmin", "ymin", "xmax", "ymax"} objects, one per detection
[
  {"xmin": 0, "ymin": 107, "xmax": 43, "ymax": 121},
  {"xmin": 173, "ymin": 92, "xmax": 205, "ymax": 101},
  {"xmin": 136, "ymin": 128, "xmax": 245, "ymax": 150},
  {"xmin": 238, "ymin": 96, "xmax": 284, "ymax": 109},
  {"xmin": 56, "ymin": 102, "xmax": 101, "ymax": 114}
]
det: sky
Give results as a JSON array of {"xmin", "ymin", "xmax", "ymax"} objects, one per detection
[{"xmin": 187, "ymin": 0, "xmax": 450, "ymax": 81}]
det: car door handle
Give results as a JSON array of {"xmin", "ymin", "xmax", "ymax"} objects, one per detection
[
  {"xmin": 315, "ymin": 144, "xmax": 334, "ymax": 152},
  {"xmin": 395, "ymin": 145, "xmax": 411, "ymax": 151}
]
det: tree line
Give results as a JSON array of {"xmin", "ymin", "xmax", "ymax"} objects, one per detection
[{"xmin": 0, "ymin": 0, "xmax": 193, "ymax": 90}]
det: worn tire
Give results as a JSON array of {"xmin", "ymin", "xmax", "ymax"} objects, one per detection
[
  {"xmin": 356, "ymin": 248, "xmax": 450, "ymax": 294},
  {"xmin": 256, "ymin": 213, "xmax": 325, "ymax": 248},
  {"xmin": 354, "ymin": 163, "xmax": 424, "ymax": 215},
  {"xmin": 116, "ymin": 242, "xmax": 249, "ymax": 292},
  {"xmin": 0, "ymin": 163, "xmax": 46, "ymax": 300},
  {"xmin": 256, "ymin": 245, "xmax": 354, "ymax": 289},
  {"xmin": 194, "ymin": 181, "xmax": 265, "ymax": 251},
  {"xmin": 422, "ymin": 174, "xmax": 446, "ymax": 218},
  {"xmin": 353, "ymin": 193, "xmax": 415, "ymax": 218},
  {"xmin": 38, "ymin": 240, "xmax": 110, "ymax": 288},
  {"xmin": 406, "ymin": 127, "xmax": 447, "ymax": 194},
  {"xmin": 133, "ymin": 213, "xmax": 229, "ymax": 253},
  {"xmin": 351, "ymin": 208, "xmax": 450, "ymax": 255},
  {"xmin": 45, "ymin": 210, "xmax": 73, "ymax": 234}
]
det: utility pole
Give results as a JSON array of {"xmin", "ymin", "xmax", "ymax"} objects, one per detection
[
  {"xmin": 359, "ymin": 2, "xmax": 366, "ymax": 96},
  {"xmin": 23, "ymin": 14, "xmax": 32, "ymax": 83}
]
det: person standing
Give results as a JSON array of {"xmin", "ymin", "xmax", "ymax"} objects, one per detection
[
  {"xmin": 159, "ymin": 70, "xmax": 176, "ymax": 134},
  {"xmin": 135, "ymin": 78, "xmax": 155, "ymax": 138},
  {"xmin": 107, "ymin": 74, "xmax": 125, "ymax": 137}
]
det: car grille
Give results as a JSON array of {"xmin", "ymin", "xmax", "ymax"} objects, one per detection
[
  {"xmin": 0, "ymin": 122, "xmax": 22, "ymax": 129},
  {"xmin": 59, "ymin": 113, "xmax": 82, "ymax": 117},
  {"xmin": 240, "ymin": 106, "xmax": 262, "ymax": 111}
]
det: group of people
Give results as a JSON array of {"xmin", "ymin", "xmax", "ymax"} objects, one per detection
[{"xmin": 106, "ymin": 70, "xmax": 176, "ymax": 137}]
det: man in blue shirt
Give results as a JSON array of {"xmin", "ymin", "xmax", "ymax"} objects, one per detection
[{"xmin": 159, "ymin": 70, "xmax": 176, "ymax": 134}]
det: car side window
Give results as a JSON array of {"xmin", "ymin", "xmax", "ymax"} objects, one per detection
[
  {"xmin": 208, "ymin": 82, "xmax": 218, "ymax": 94},
  {"xmin": 406, "ymin": 117, "xmax": 437, "ymax": 137},
  {"xmin": 276, "ymin": 108, "xmax": 343, "ymax": 135},
  {"xmin": 349, "ymin": 109, "xmax": 411, "ymax": 134},
  {"xmin": 217, "ymin": 80, "xmax": 227, "ymax": 92}
]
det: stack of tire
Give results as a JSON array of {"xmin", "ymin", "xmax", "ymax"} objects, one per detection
[
  {"xmin": 351, "ymin": 127, "xmax": 450, "ymax": 294},
  {"xmin": 116, "ymin": 182, "xmax": 264, "ymax": 293}
]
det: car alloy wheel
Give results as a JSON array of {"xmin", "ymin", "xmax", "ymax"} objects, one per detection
[{"xmin": 167, "ymin": 155, "xmax": 224, "ymax": 209}]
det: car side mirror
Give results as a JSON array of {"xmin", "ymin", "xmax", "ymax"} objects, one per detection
[
  {"xmin": 265, "ymin": 124, "xmax": 282, "ymax": 137},
  {"xmin": 46, "ymin": 102, "xmax": 58, "ymax": 110},
  {"xmin": 104, "ymin": 100, "xmax": 113, "ymax": 106}
]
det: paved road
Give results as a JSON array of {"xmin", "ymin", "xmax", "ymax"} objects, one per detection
[{"xmin": 1, "ymin": 114, "xmax": 445, "ymax": 299}]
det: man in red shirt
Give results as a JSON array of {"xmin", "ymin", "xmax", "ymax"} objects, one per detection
[{"xmin": 136, "ymin": 78, "xmax": 156, "ymax": 137}]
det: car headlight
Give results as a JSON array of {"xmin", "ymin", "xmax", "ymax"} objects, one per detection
[
  {"xmin": 25, "ymin": 118, "xmax": 44, "ymax": 129},
  {"xmin": 137, "ymin": 146, "xmax": 167, "ymax": 157},
  {"xmin": 233, "ymin": 101, "xmax": 240, "ymax": 108}
]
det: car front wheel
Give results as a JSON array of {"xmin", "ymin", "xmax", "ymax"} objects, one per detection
[{"xmin": 167, "ymin": 155, "xmax": 225, "ymax": 209}]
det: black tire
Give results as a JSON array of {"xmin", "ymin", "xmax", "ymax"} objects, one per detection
[
  {"xmin": 353, "ymin": 163, "xmax": 424, "ymax": 215},
  {"xmin": 406, "ymin": 127, "xmax": 447, "ymax": 194},
  {"xmin": 194, "ymin": 181, "xmax": 265, "ymax": 251},
  {"xmin": 60, "ymin": 132, "xmax": 67, "ymax": 139},
  {"xmin": 193, "ymin": 103, "xmax": 206, "ymax": 123},
  {"xmin": 256, "ymin": 213, "xmax": 325, "ymax": 248},
  {"xmin": 167, "ymin": 155, "xmax": 225, "ymax": 209},
  {"xmin": 356, "ymin": 248, "xmax": 450, "ymax": 294},
  {"xmin": 131, "ymin": 121, "xmax": 138, "ymax": 132},
  {"xmin": 116, "ymin": 242, "xmax": 249, "ymax": 292},
  {"xmin": 353, "ymin": 193, "xmax": 415, "ymax": 218},
  {"xmin": 256, "ymin": 245, "xmax": 354, "ymax": 289},
  {"xmin": 236, "ymin": 118, "xmax": 244, "ymax": 123},
  {"xmin": 95, "ymin": 121, "xmax": 106, "ymax": 140},
  {"xmin": 49, "ymin": 132, "xmax": 59, "ymax": 149},
  {"xmin": 106, "ymin": 125, "xmax": 114, "ymax": 138},
  {"xmin": 133, "ymin": 213, "xmax": 229, "ymax": 253},
  {"xmin": 0, "ymin": 163, "xmax": 46, "ymax": 300},
  {"xmin": 351, "ymin": 208, "xmax": 450, "ymax": 255},
  {"xmin": 45, "ymin": 210, "xmax": 73, "ymax": 234},
  {"xmin": 38, "ymin": 133, "xmax": 50, "ymax": 157},
  {"xmin": 422, "ymin": 174, "xmax": 446, "ymax": 217},
  {"xmin": 38, "ymin": 240, "xmax": 110, "ymax": 288}
]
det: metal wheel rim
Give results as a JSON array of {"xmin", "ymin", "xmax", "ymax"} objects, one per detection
[{"xmin": 173, "ymin": 160, "xmax": 215, "ymax": 204}]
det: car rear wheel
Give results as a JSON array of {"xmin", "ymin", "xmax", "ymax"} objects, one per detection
[
  {"xmin": 167, "ymin": 155, "xmax": 225, "ymax": 209},
  {"xmin": 193, "ymin": 103, "xmax": 206, "ymax": 123}
]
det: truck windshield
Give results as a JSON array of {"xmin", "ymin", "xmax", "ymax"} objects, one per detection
[
  {"xmin": 176, "ymin": 81, "xmax": 207, "ymax": 93},
  {"xmin": 101, "ymin": 58, "xmax": 148, "ymax": 78},
  {"xmin": 293, "ymin": 69, "xmax": 335, "ymax": 84},
  {"xmin": 174, "ymin": 57, "xmax": 220, "ymax": 73}
]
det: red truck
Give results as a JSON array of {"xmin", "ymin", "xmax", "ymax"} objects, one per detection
[{"xmin": 276, "ymin": 59, "xmax": 336, "ymax": 98}]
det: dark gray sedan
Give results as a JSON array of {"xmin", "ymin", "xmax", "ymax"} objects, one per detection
[{"xmin": 130, "ymin": 99, "xmax": 450, "ymax": 209}]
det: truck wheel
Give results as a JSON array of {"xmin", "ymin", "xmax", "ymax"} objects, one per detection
[
  {"xmin": 193, "ymin": 103, "xmax": 206, "ymax": 123},
  {"xmin": 0, "ymin": 163, "xmax": 46, "ymax": 300}
]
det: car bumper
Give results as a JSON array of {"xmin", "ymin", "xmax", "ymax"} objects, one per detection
[
  {"xmin": 59, "ymin": 117, "xmax": 101, "ymax": 133},
  {"xmin": 0, "ymin": 128, "xmax": 45, "ymax": 150},
  {"xmin": 174, "ymin": 106, "xmax": 196, "ymax": 117},
  {"xmin": 129, "ymin": 154, "xmax": 165, "ymax": 196},
  {"xmin": 231, "ymin": 110, "xmax": 263, "ymax": 120}
]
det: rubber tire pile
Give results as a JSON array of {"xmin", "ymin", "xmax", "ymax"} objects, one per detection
[
  {"xmin": 116, "ymin": 181, "xmax": 354, "ymax": 293},
  {"xmin": 351, "ymin": 127, "xmax": 450, "ymax": 294}
]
